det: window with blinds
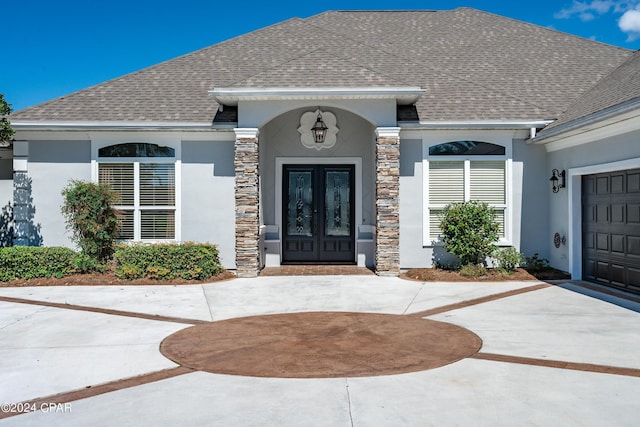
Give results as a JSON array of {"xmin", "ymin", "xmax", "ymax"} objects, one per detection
[
  {"xmin": 98, "ymin": 163, "xmax": 134, "ymax": 205},
  {"xmin": 140, "ymin": 164, "xmax": 175, "ymax": 206},
  {"xmin": 428, "ymin": 159, "xmax": 506, "ymax": 240},
  {"xmin": 98, "ymin": 144, "xmax": 176, "ymax": 241}
]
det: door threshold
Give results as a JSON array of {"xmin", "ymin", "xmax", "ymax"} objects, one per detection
[{"xmin": 260, "ymin": 265, "xmax": 375, "ymax": 276}]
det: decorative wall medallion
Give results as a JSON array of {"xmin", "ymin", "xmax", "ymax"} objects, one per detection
[{"xmin": 298, "ymin": 109, "xmax": 338, "ymax": 151}]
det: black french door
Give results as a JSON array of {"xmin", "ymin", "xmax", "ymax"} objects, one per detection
[{"xmin": 282, "ymin": 164, "xmax": 355, "ymax": 263}]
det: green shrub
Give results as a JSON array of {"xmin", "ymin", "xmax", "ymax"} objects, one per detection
[
  {"xmin": 114, "ymin": 243, "xmax": 223, "ymax": 280},
  {"xmin": 460, "ymin": 264, "xmax": 488, "ymax": 278},
  {"xmin": 524, "ymin": 253, "xmax": 550, "ymax": 272},
  {"xmin": 440, "ymin": 201, "xmax": 500, "ymax": 266},
  {"xmin": 0, "ymin": 246, "xmax": 76, "ymax": 281},
  {"xmin": 145, "ymin": 265, "xmax": 172, "ymax": 280},
  {"xmin": 118, "ymin": 263, "xmax": 143, "ymax": 280},
  {"xmin": 61, "ymin": 180, "xmax": 120, "ymax": 261},
  {"xmin": 433, "ymin": 260, "xmax": 461, "ymax": 271},
  {"xmin": 494, "ymin": 246, "xmax": 522, "ymax": 273},
  {"xmin": 71, "ymin": 253, "xmax": 100, "ymax": 273}
]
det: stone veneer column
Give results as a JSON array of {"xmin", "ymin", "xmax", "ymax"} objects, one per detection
[
  {"xmin": 234, "ymin": 128, "xmax": 260, "ymax": 278},
  {"xmin": 375, "ymin": 127, "xmax": 401, "ymax": 276}
]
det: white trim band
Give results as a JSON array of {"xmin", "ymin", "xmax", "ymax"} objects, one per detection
[{"xmin": 210, "ymin": 87, "xmax": 425, "ymax": 106}]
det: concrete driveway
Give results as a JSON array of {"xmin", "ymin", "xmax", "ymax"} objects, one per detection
[{"xmin": 0, "ymin": 276, "xmax": 639, "ymax": 426}]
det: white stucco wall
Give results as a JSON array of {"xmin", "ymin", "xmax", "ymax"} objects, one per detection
[
  {"xmin": 0, "ymin": 180, "xmax": 11, "ymax": 203},
  {"xmin": 546, "ymin": 127, "xmax": 640, "ymax": 276},
  {"xmin": 28, "ymin": 140, "xmax": 92, "ymax": 248},
  {"xmin": 399, "ymin": 129, "xmax": 547, "ymax": 268},
  {"xmin": 513, "ymin": 138, "xmax": 549, "ymax": 261},
  {"xmin": 181, "ymin": 140, "xmax": 236, "ymax": 269},
  {"xmin": 1, "ymin": 149, "xmax": 13, "ymax": 206},
  {"xmin": 398, "ymin": 138, "xmax": 427, "ymax": 267}
]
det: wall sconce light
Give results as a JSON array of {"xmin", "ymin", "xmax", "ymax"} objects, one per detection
[
  {"xmin": 311, "ymin": 112, "xmax": 328, "ymax": 144},
  {"xmin": 550, "ymin": 169, "xmax": 566, "ymax": 193}
]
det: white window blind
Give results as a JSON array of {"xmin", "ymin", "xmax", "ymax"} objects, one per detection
[
  {"xmin": 141, "ymin": 210, "xmax": 175, "ymax": 239},
  {"xmin": 470, "ymin": 161, "xmax": 505, "ymax": 204},
  {"xmin": 140, "ymin": 164, "xmax": 175, "ymax": 206},
  {"xmin": 118, "ymin": 210, "xmax": 135, "ymax": 240},
  {"xmin": 99, "ymin": 163, "xmax": 134, "ymax": 205},
  {"xmin": 429, "ymin": 161, "xmax": 464, "ymax": 204},
  {"xmin": 429, "ymin": 209, "xmax": 444, "ymax": 238}
]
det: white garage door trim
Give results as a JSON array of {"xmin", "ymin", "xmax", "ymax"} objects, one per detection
[{"xmin": 568, "ymin": 157, "xmax": 640, "ymax": 280}]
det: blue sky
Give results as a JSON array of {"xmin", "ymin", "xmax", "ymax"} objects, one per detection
[{"xmin": 4, "ymin": 0, "xmax": 640, "ymax": 112}]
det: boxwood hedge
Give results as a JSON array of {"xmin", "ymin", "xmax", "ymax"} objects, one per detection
[
  {"xmin": 0, "ymin": 246, "xmax": 76, "ymax": 281},
  {"xmin": 114, "ymin": 243, "xmax": 223, "ymax": 280}
]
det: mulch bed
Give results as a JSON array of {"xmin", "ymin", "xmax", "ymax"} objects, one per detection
[
  {"xmin": 0, "ymin": 270, "xmax": 236, "ymax": 287},
  {"xmin": 1, "ymin": 267, "xmax": 570, "ymax": 287},
  {"xmin": 400, "ymin": 267, "xmax": 571, "ymax": 282}
]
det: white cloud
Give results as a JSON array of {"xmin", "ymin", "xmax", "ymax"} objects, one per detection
[
  {"xmin": 555, "ymin": 1, "xmax": 616, "ymax": 19},
  {"xmin": 555, "ymin": 1, "xmax": 640, "ymax": 42},
  {"xmin": 619, "ymin": 9, "xmax": 640, "ymax": 39},
  {"xmin": 555, "ymin": 1, "xmax": 640, "ymax": 19}
]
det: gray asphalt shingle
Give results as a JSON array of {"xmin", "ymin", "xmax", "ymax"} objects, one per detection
[
  {"xmin": 11, "ymin": 8, "xmax": 632, "ymax": 124},
  {"xmin": 539, "ymin": 49, "xmax": 640, "ymax": 135}
]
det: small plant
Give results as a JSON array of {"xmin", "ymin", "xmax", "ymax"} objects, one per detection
[
  {"xmin": 524, "ymin": 253, "xmax": 550, "ymax": 272},
  {"xmin": 0, "ymin": 202, "xmax": 13, "ymax": 247},
  {"xmin": 440, "ymin": 201, "xmax": 500, "ymax": 266},
  {"xmin": 433, "ymin": 260, "xmax": 461, "ymax": 271},
  {"xmin": 0, "ymin": 93, "xmax": 15, "ymax": 145},
  {"xmin": 494, "ymin": 246, "xmax": 522, "ymax": 273},
  {"xmin": 459, "ymin": 264, "xmax": 488, "ymax": 278},
  {"xmin": 61, "ymin": 180, "xmax": 121, "ymax": 261}
]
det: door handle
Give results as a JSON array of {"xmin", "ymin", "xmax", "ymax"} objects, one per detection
[{"xmin": 313, "ymin": 209, "xmax": 318, "ymax": 233}]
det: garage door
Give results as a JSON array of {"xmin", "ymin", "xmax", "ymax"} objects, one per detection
[{"xmin": 582, "ymin": 168, "xmax": 640, "ymax": 293}]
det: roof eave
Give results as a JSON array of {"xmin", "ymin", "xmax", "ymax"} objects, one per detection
[
  {"xmin": 401, "ymin": 119, "xmax": 553, "ymax": 130},
  {"xmin": 209, "ymin": 87, "xmax": 425, "ymax": 106},
  {"xmin": 9, "ymin": 121, "xmax": 219, "ymax": 131},
  {"xmin": 531, "ymin": 97, "xmax": 640, "ymax": 145}
]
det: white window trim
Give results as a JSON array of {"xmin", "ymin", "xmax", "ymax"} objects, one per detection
[
  {"xmin": 91, "ymin": 136, "xmax": 182, "ymax": 242},
  {"xmin": 422, "ymin": 140, "xmax": 513, "ymax": 247}
]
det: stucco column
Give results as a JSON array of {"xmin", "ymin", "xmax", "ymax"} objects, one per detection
[
  {"xmin": 234, "ymin": 128, "xmax": 260, "ymax": 278},
  {"xmin": 375, "ymin": 127, "xmax": 401, "ymax": 276}
]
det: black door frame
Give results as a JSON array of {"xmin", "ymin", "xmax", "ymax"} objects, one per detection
[{"xmin": 282, "ymin": 164, "xmax": 356, "ymax": 264}]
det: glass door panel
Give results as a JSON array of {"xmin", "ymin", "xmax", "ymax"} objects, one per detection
[
  {"xmin": 282, "ymin": 164, "xmax": 355, "ymax": 263},
  {"xmin": 325, "ymin": 171, "xmax": 351, "ymax": 237},
  {"xmin": 286, "ymin": 171, "xmax": 313, "ymax": 236}
]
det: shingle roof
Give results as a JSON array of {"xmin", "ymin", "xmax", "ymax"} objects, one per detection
[
  {"xmin": 537, "ymin": 49, "xmax": 640, "ymax": 136},
  {"xmin": 11, "ymin": 8, "xmax": 632, "ymax": 124}
]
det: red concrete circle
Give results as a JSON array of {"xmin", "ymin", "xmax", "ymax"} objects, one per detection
[{"xmin": 161, "ymin": 312, "xmax": 482, "ymax": 378}]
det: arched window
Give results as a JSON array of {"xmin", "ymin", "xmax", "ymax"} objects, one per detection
[
  {"xmin": 427, "ymin": 141, "xmax": 508, "ymax": 241},
  {"xmin": 98, "ymin": 142, "xmax": 175, "ymax": 158},
  {"xmin": 429, "ymin": 141, "xmax": 505, "ymax": 156},
  {"xmin": 97, "ymin": 143, "xmax": 176, "ymax": 240}
]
